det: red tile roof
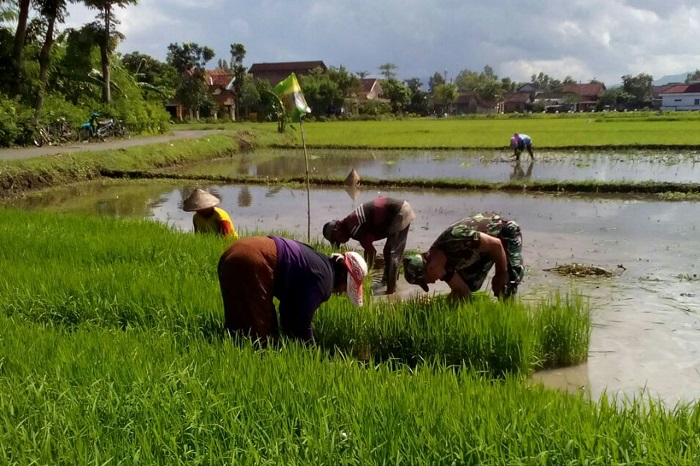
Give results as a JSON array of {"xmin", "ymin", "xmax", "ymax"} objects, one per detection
[
  {"xmin": 662, "ymin": 82, "xmax": 700, "ymax": 94},
  {"xmin": 206, "ymin": 69, "xmax": 233, "ymax": 87},
  {"xmin": 562, "ymin": 82, "xmax": 606, "ymax": 97}
]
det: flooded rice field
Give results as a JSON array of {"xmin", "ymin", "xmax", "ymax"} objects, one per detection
[
  {"xmin": 162, "ymin": 148, "xmax": 700, "ymax": 183},
  {"xmin": 16, "ymin": 180, "xmax": 700, "ymax": 406}
]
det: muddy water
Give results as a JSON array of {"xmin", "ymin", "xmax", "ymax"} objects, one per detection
[
  {"xmin": 163, "ymin": 149, "xmax": 700, "ymax": 183},
  {"xmin": 13, "ymin": 182, "xmax": 700, "ymax": 405}
]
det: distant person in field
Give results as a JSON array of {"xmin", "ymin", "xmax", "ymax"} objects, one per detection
[
  {"xmin": 510, "ymin": 133, "xmax": 535, "ymax": 160},
  {"xmin": 403, "ymin": 213, "xmax": 524, "ymax": 300},
  {"xmin": 218, "ymin": 236, "xmax": 368, "ymax": 343},
  {"xmin": 183, "ymin": 188, "xmax": 238, "ymax": 239},
  {"xmin": 323, "ymin": 197, "xmax": 415, "ymax": 295}
]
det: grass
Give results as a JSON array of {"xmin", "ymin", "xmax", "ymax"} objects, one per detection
[
  {"xmin": 0, "ymin": 208, "xmax": 589, "ymax": 376},
  {"xmin": 1, "ymin": 116, "xmax": 699, "ymax": 463},
  {"xmin": 0, "ymin": 315, "xmax": 698, "ymax": 465},
  {"xmin": 174, "ymin": 112, "xmax": 700, "ymax": 148}
]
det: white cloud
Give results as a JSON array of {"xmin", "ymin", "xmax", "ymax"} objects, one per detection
[{"xmin": 62, "ymin": 0, "xmax": 700, "ymax": 86}]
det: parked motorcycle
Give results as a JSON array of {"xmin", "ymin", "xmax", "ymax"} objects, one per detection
[
  {"xmin": 79, "ymin": 112, "xmax": 130, "ymax": 142},
  {"xmin": 79, "ymin": 112, "xmax": 113, "ymax": 142}
]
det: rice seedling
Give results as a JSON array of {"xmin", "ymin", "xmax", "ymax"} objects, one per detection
[
  {"xmin": 0, "ymin": 208, "xmax": 589, "ymax": 375},
  {"xmin": 0, "ymin": 314, "xmax": 697, "ymax": 464}
]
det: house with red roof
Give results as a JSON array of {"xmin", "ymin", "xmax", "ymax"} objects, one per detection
[
  {"xmin": 561, "ymin": 82, "xmax": 606, "ymax": 112},
  {"xmin": 248, "ymin": 61, "xmax": 327, "ymax": 85},
  {"xmin": 166, "ymin": 68, "xmax": 236, "ymax": 121},
  {"xmin": 659, "ymin": 82, "xmax": 700, "ymax": 110}
]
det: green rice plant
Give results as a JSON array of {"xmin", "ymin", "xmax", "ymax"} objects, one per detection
[
  {"xmin": 315, "ymin": 291, "xmax": 589, "ymax": 376},
  {"xmin": 0, "ymin": 208, "xmax": 590, "ymax": 377},
  {"xmin": 532, "ymin": 292, "xmax": 591, "ymax": 368},
  {"xmin": 0, "ymin": 314, "xmax": 697, "ymax": 464}
]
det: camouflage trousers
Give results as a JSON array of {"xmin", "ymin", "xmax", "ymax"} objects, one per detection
[{"xmin": 456, "ymin": 220, "xmax": 524, "ymax": 293}]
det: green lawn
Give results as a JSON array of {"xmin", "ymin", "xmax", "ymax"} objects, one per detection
[{"xmin": 174, "ymin": 112, "xmax": 700, "ymax": 148}]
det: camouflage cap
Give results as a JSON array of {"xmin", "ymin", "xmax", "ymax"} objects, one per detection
[
  {"xmin": 403, "ymin": 254, "xmax": 429, "ymax": 292},
  {"xmin": 322, "ymin": 220, "xmax": 340, "ymax": 246}
]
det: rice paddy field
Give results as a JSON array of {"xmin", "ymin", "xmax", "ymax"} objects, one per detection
[
  {"xmin": 1, "ymin": 116, "xmax": 700, "ymax": 464},
  {"xmin": 0, "ymin": 208, "xmax": 698, "ymax": 464}
]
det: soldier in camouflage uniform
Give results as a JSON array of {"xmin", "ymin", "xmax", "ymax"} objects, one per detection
[{"xmin": 403, "ymin": 213, "xmax": 524, "ymax": 299}]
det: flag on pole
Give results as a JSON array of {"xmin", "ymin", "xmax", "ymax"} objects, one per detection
[{"xmin": 274, "ymin": 73, "xmax": 311, "ymax": 121}]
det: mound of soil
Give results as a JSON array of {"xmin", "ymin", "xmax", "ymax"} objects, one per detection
[{"xmin": 544, "ymin": 263, "xmax": 624, "ymax": 277}]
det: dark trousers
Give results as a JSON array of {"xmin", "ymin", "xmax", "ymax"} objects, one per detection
[{"xmin": 383, "ymin": 225, "xmax": 410, "ymax": 291}]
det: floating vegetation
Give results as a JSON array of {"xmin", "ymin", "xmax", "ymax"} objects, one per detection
[{"xmin": 544, "ymin": 263, "xmax": 625, "ymax": 277}]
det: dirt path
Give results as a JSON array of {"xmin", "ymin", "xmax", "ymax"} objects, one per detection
[{"xmin": 0, "ymin": 130, "xmax": 223, "ymax": 161}]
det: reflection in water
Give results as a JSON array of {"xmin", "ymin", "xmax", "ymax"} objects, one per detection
[
  {"xmin": 9, "ymin": 180, "xmax": 700, "ymax": 405},
  {"xmin": 164, "ymin": 148, "xmax": 700, "ymax": 183},
  {"xmin": 510, "ymin": 160, "xmax": 534, "ymax": 181},
  {"xmin": 238, "ymin": 186, "xmax": 253, "ymax": 207},
  {"xmin": 266, "ymin": 186, "xmax": 283, "ymax": 198},
  {"xmin": 344, "ymin": 184, "xmax": 360, "ymax": 202}
]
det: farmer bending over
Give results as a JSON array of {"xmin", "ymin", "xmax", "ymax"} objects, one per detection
[
  {"xmin": 510, "ymin": 133, "xmax": 535, "ymax": 160},
  {"xmin": 323, "ymin": 197, "xmax": 415, "ymax": 295},
  {"xmin": 218, "ymin": 236, "xmax": 367, "ymax": 343},
  {"xmin": 403, "ymin": 213, "xmax": 524, "ymax": 300},
  {"xmin": 183, "ymin": 188, "xmax": 238, "ymax": 239}
]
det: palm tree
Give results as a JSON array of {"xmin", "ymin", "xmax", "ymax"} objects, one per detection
[{"xmin": 82, "ymin": 0, "xmax": 138, "ymax": 103}]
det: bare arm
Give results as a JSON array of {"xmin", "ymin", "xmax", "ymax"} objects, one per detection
[
  {"xmin": 445, "ymin": 273, "xmax": 471, "ymax": 301},
  {"xmin": 477, "ymin": 232, "xmax": 509, "ymax": 295}
]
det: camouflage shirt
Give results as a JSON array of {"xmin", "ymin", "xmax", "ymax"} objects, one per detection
[{"xmin": 431, "ymin": 213, "xmax": 522, "ymax": 281}]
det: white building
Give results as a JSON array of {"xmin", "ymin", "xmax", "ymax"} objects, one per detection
[{"xmin": 659, "ymin": 81, "xmax": 700, "ymax": 111}]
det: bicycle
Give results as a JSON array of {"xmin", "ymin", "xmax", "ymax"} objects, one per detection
[{"xmin": 33, "ymin": 118, "xmax": 74, "ymax": 147}]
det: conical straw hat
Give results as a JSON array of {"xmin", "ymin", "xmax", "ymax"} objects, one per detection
[{"xmin": 183, "ymin": 188, "xmax": 220, "ymax": 212}]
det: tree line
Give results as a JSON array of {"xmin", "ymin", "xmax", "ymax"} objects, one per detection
[{"xmin": 2, "ymin": 0, "xmax": 699, "ymax": 146}]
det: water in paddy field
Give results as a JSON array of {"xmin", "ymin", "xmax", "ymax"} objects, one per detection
[
  {"xmin": 160, "ymin": 148, "xmax": 700, "ymax": 183},
  {"xmin": 13, "ymin": 181, "xmax": 700, "ymax": 406}
]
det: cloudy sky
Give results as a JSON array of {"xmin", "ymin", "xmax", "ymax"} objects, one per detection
[{"xmin": 64, "ymin": 0, "xmax": 700, "ymax": 86}]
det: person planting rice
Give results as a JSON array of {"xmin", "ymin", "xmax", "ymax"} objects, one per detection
[
  {"xmin": 403, "ymin": 213, "xmax": 524, "ymax": 300},
  {"xmin": 323, "ymin": 197, "xmax": 415, "ymax": 295},
  {"xmin": 510, "ymin": 133, "xmax": 535, "ymax": 160},
  {"xmin": 217, "ymin": 236, "xmax": 368, "ymax": 342},
  {"xmin": 183, "ymin": 188, "xmax": 238, "ymax": 239}
]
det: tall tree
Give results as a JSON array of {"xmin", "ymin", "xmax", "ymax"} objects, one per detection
[
  {"xmin": 404, "ymin": 77, "xmax": 428, "ymax": 115},
  {"xmin": 380, "ymin": 77, "xmax": 410, "ymax": 114},
  {"xmin": 428, "ymin": 72, "xmax": 445, "ymax": 93},
  {"xmin": 530, "ymin": 72, "xmax": 562, "ymax": 92},
  {"xmin": 1, "ymin": 0, "xmax": 18, "ymax": 22},
  {"xmin": 432, "ymin": 82, "xmax": 458, "ymax": 115},
  {"xmin": 33, "ymin": 0, "xmax": 70, "ymax": 123},
  {"xmin": 378, "ymin": 62, "xmax": 397, "ymax": 80},
  {"xmin": 685, "ymin": 70, "xmax": 700, "ymax": 83},
  {"xmin": 9, "ymin": 0, "xmax": 30, "ymax": 95},
  {"xmin": 229, "ymin": 42, "xmax": 246, "ymax": 120},
  {"xmin": 167, "ymin": 42, "xmax": 215, "ymax": 119},
  {"xmin": 82, "ymin": 0, "xmax": 138, "ymax": 103},
  {"xmin": 121, "ymin": 51, "xmax": 177, "ymax": 101},
  {"xmin": 621, "ymin": 73, "xmax": 653, "ymax": 104}
]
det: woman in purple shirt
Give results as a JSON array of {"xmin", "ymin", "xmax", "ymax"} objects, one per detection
[{"xmin": 217, "ymin": 236, "xmax": 367, "ymax": 343}]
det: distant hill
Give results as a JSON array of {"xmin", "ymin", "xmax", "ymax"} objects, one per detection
[{"xmin": 653, "ymin": 73, "xmax": 688, "ymax": 85}]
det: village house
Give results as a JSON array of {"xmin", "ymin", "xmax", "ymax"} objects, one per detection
[
  {"xmin": 651, "ymin": 84, "xmax": 679, "ymax": 109},
  {"xmin": 659, "ymin": 82, "xmax": 700, "ymax": 111},
  {"xmin": 166, "ymin": 68, "xmax": 236, "ymax": 121},
  {"xmin": 451, "ymin": 93, "xmax": 500, "ymax": 115},
  {"xmin": 501, "ymin": 92, "xmax": 532, "ymax": 113},
  {"xmin": 248, "ymin": 60, "xmax": 327, "ymax": 85},
  {"xmin": 561, "ymin": 82, "xmax": 606, "ymax": 112}
]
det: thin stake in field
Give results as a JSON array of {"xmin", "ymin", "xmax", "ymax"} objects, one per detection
[{"xmin": 273, "ymin": 73, "xmax": 313, "ymax": 241}]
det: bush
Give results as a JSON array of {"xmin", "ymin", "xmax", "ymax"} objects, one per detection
[{"xmin": 0, "ymin": 96, "xmax": 34, "ymax": 147}]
